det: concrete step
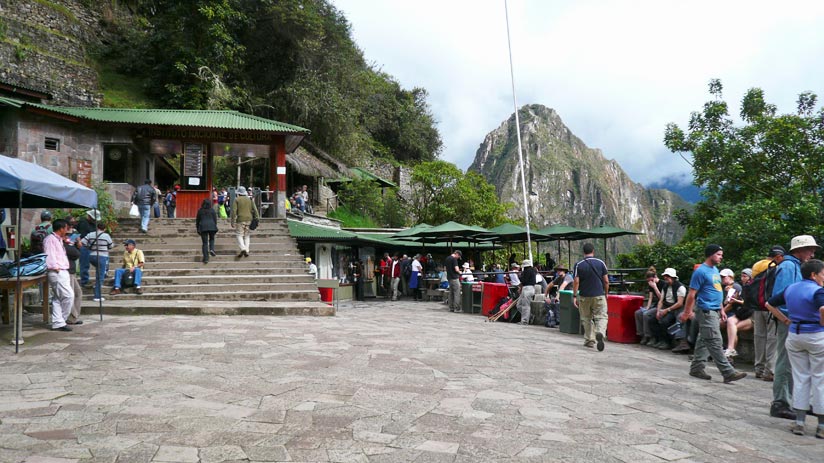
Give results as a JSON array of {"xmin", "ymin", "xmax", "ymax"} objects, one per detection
[
  {"xmin": 122, "ymin": 266, "xmax": 312, "ymax": 275},
  {"xmin": 138, "ymin": 274, "xmax": 316, "ymax": 285},
  {"xmin": 93, "ymin": 289, "xmax": 321, "ymax": 301},
  {"xmin": 142, "ymin": 249, "xmax": 304, "ymax": 258},
  {"xmin": 118, "ymin": 234, "xmax": 296, "ymax": 244},
  {"xmin": 78, "ymin": 299, "xmax": 333, "ymax": 316}
]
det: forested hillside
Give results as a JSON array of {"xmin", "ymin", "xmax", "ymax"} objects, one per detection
[{"xmin": 95, "ymin": 0, "xmax": 441, "ymax": 165}]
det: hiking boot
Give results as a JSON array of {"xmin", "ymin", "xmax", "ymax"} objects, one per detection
[
  {"xmin": 755, "ymin": 371, "xmax": 764, "ymax": 379},
  {"xmin": 237, "ymin": 251, "xmax": 245, "ymax": 258},
  {"xmin": 243, "ymin": 250, "xmax": 250, "ymax": 257},
  {"xmin": 67, "ymin": 320, "xmax": 83, "ymax": 325},
  {"xmin": 654, "ymin": 340, "xmax": 670, "ymax": 350},
  {"xmin": 110, "ymin": 288, "xmax": 121, "ymax": 296},
  {"xmin": 52, "ymin": 325, "xmax": 72, "ymax": 332},
  {"xmin": 584, "ymin": 341, "xmax": 595, "ymax": 348},
  {"xmin": 689, "ymin": 370, "xmax": 712, "ymax": 380},
  {"xmin": 135, "ymin": 286, "xmax": 143, "ymax": 295},
  {"xmin": 639, "ymin": 336, "xmax": 650, "ymax": 345},
  {"xmin": 790, "ymin": 422, "xmax": 806, "ymax": 436},
  {"xmin": 93, "ymin": 297, "xmax": 105, "ymax": 302},
  {"xmin": 770, "ymin": 403, "xmax": 797, "ymax": 420},
  {"xmin": 762, "ymin": 372, "xmax": 775, "ymax": 382},
  {"xmin": 210, "ymin": 250, "xmax": 217, "ymax": 256},
  {"xmin": 723, "ymin": 348, "xmax": 738, "ymax": 358},
  {"xmin": 671, "ymin": 339, "xmax": 691, "ymax": 354},
  {"xmin": 596, "ymin": 332, "xmax": 605, "ymax": 352},
  {"xmin": 723, "ymin": 371, "xmax": 747, "ymax": 383}
]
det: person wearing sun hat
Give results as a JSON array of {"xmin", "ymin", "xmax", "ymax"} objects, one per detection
[
  {"xmin": 517, "ymin": 259, "xmax": 538, "ymax": 325},
  {"xmin": 230, "ymin": 186, "xmax": 259, "ymax": 258},
  {"xmin": 768, "ymin": 235, "xmax": 821, "ymax": 420}
]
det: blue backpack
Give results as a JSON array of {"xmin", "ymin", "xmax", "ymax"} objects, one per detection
[{"xmin": 3, "ymin": 253, "xmax": 48, "ymax": 277}]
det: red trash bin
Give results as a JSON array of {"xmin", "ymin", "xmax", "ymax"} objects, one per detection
[
  {"xmin": 607, "ymin": 294, "xmax": 645, "ymax": 343},
  {"xmin": 318, "ymin": 287, "xmax": 333, "ymax": 303},
  {"xmin": 482, "ymin": 283, "xmax": 510, "ymax": 316}
]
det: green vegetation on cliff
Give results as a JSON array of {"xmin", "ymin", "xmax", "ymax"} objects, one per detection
[{"xmin": 96, "ymin": 0, "xmax": 441, "ymax": 165}]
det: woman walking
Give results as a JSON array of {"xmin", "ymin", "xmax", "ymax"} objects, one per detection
[{"xmin": 195, "ymin": 199, "xmax": 218, "ymax": 264}]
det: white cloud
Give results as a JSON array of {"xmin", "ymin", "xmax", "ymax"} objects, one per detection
[{"xmin": 333, "ymin": 0, "xmax": 824, "ymax": 185}]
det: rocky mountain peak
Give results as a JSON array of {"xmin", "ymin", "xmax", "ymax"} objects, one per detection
[{"xmin": 469, "ymin": 104, "xmax": 688, "ymax": 259}]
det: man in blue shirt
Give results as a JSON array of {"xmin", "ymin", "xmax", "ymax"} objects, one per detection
[
  {"xmin": 768, "ymin": 235, "xmax": 820, "ymax": 420},
  {"xmin": 680, "ymin": 244, "xmax": 746, "ymax": 383}
]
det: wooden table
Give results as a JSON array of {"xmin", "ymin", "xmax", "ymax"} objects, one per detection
[{"xmin": 1, "ymin": 275, "xmax": 50, "ymax": 325}]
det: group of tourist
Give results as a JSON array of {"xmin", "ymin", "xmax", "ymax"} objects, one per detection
[{"xmin": 634, "ymin": 238, "xmax": 824, "ymax": 438}]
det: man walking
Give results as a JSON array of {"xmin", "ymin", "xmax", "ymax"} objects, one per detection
[
  {"xmin": 230, "ymin": 186, "xmax": 258, "ymax": 258},
  {"xmin": 573, "ymin": 243, "xmax": 609, "ymax": 351},
  {"xmin": 44, "ymin": 219, "xmax": 74, "ymax": 332},
  {"xmin": 132, "ymin": 179, "xmax": 157, "ymax": 233},
  {"xmin": 768, "ymin": 235, "xmax": 819, "ymax": 419},
  {"xmin": 445, "ymin": 250, "xmax": 462, "ymax": 312},
  {"xmin": 681, "ymin": 244, "xmax": 747, "ymax": 383},
  {"xmin": 390, "ymin": 254, "xmax": 401, "ymax": 301}
]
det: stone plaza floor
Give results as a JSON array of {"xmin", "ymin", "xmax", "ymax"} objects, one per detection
[{"xmin": 1, "ymin": 299, "xmax": 823, "ymax": 463}]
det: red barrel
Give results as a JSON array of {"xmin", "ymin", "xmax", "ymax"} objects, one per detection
[
  {"xmin": 481, "ymin": 283, "xmax": 510, "ymax": 316},
  {"xmin": 318, "ymin": 287, "xmax": 334, "ymax": 303},
  {"xmin": 607, "ymin": 294, "xmax": 645, "ymax": 343}
]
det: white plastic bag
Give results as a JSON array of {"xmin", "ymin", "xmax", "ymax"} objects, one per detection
[{"xmin": 129, "ymin": 204, "xmax": 139, "ymax": 217}]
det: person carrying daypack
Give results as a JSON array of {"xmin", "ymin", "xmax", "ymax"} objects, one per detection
[
  {"xmin": 29, "ymin": 210, "xmax": 53, "ymax": 256},
  {"xmin": 747, "ymin": 245, "xmax": 785, "ymax": 382}
]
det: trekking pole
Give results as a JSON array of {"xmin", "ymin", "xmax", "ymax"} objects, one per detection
[{"xmin": 486, "ymin": 295, "xmax": 521, "ymax": 322}]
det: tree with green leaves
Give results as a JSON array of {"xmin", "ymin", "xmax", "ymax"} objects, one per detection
[
  {"xmin": 409, "ymin": 161, "xmax": 510, "ymax": 228},
  {"xmin": 662, "ymin": 79, "xmax": 824, "ymax": 270}
]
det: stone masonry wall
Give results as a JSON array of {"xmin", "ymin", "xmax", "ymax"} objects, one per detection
[{"xmin": 0, "ymin": 0, "xmax": 103, "ymax": 106}]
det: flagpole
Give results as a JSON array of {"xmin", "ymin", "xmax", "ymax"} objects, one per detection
[{"xmin": 504, "ymin": 0, "xmax": 533, "ymax": 263}]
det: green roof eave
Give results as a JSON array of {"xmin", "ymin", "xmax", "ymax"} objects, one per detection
[{"xmin": 3, "ymin": 96, "xmax": 310, "ymax": 135}]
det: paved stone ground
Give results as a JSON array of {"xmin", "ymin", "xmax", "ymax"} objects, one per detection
[{"xmin": 1, "ymin": 299, "xmax": 823, "ymax": 463}]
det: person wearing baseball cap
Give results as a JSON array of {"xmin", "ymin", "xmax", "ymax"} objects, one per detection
[
  {"xmin": 680, "ymin": 244, "xmax": 747, "ymax": 383},
  {"xmin": 753, "ymin": 245, "xmax": 786, "ymax": 278},
  {"xmin": 768, "ymin": 235, "xmax": 820, "ymax": 420},
  {"xmin": 111, "ymin": 239, "xmax": 145, "ymax": 296}
]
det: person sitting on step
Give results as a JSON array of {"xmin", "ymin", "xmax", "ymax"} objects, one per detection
[{"xmin": 111, "ymin": 239, "xmax": 145, "ymax": 295}]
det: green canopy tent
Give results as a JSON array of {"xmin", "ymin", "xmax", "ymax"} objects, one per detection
[
  {"xmin": 404, "ymin": 221, "xmax": 491, "ymax": 268},
  {"xmin": 584, "ymin": 225, "xmax": 644, "ymax": 265},
  {"xmin": 476, "ymin": 223, "xmax": 551, "ymax": 265}
]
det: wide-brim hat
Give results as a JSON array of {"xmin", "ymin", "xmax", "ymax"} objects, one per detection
[
  {"xmin": 510, "ymin": 263, "xmax": 520, "ymax": 269},
  {"xmin": 662, "ymin": 268, "xmax": 677, "ymax": 278},
  {"xmin": 790, "ymin": 235, "xmax": 821, "ymax": 251},
  {"xmin": 236, "ymin": 186, "xmax": 248, "ymax": 196},
  {"xmin": 86, "ymin": 210, "xmax": 101, "ymax": 221},
  {"xmin": 462, "ymin": 262, "xmax": 470, "ymax": 268},
  {"xmin": 521, "ymin": 259, "xmax": 532, "ymax": 267}
]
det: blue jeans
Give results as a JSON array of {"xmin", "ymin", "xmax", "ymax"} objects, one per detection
[
  {"xmin": 153, "ymin": 203, "xmax": 161, "ymax": 218},
  {"xmin": 90, "ymin": 255, "xmax": 109, "ymax": 299},
  {"xmin": 79, "ymin": 246, "xmax": 91, "ymax": 285},
  {"xmin": 139, "ymin": 204, "xmax": 151, "ymax": 231},
  {"xmin": 114, "ymin": 267, "xmax": 142, "ymax": 288}
]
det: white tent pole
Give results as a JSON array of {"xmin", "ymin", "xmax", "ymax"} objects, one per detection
[
  {"xmin": 504, "ymin": 0, "xmax": 533, "ymax": 263},
  {"xmin": 13, "ymin": 187, "xmax": 23, "ymax": 352}
]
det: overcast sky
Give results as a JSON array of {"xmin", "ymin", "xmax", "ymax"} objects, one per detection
[{"xmin": 332, "ymin": 0, "xmax": 824, "ymax": 186}]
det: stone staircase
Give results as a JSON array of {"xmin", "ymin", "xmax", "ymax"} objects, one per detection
[{"xmin": 84, "ymin": 218, "xmax": 332, "ymax": 316}]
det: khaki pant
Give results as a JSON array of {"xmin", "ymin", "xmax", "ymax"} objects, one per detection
[
  {"xmin": 518, "ymin": 286, "xmax": 535, "ymax": 324},
  {"xmin": 578, "ymin": 295, "xmax": 607, "ymax": 344},
  {"xmin": 753, "ymin": 310, "xmax": 776, "ymax": 375},
  {"xmin": 235, "ymin": 222, "xmax": 251, "ymax": 253},
  {"xmin": 68, "ymin": 274, "xmax": 82, "ymax": 323},
  {"xmin": 690, "ymin": 309, "xmax": 735, "ymax": 377}
]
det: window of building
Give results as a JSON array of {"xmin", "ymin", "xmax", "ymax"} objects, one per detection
[
  {"xmin": 104, "ymin": 145, "xmax": 129, "ymax": 183},
  {"xmin": 44, "ymin": 137, "xmax": 60, "ymax": 151}
]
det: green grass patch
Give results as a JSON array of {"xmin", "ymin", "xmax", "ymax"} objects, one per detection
[
  {"xmin": 33, "ymin": 0, "xmax": 79, "ymax": 23},
  {"xmin": 327, "ymin": 205, "xmax": 379, "ymax": 228},
  {"xmin": 97, "ymin": 65, "xmax": 157, "ymax": 108}
]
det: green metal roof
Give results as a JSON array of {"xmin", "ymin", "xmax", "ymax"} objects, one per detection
[
  {"xmin": 326, "ymin": 167, "xmax": 397, "ymax": 188},
  {"xmin": 0, "ymin": 97, "xmax": 309, "ymax": 134},
  {"xmin": 288, "ymin": 220, "xmax": 360, "ymax": 241}
]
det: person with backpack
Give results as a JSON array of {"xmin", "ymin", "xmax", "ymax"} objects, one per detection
[
  {"xmin": 164, "ymin": 186, "xmax": 178, "ymax": 218},
  {"xmin": 29, "ymin": 210, "xmax": 53, "ymax": 255},
  {"xmin": 230, "ymin": 186, "xmax": 258, "ymax": 258},
  {"xmin": 132, "ymin": 179, "xmax": 157, "ymax": 233},
  {"xmin": 649, "ymin": 268, "xmax": 686, "ymax": 350},
  {"xmin": 680, "ymin": 244, "xmax": 747, "ymax": 383},
  {"xmin": 749, "ymin": 246, "xmax": 785, "ymax": 381},
  {"xmin": 81, "ymin": 222, "xmax": 113, "ymax": 302},
  {"xmin": 196, "ymin": 198, "xmax": 218, "ymax": 264},
  {"xmin": 764, "ymin": 258, "xmax": 824, "ymax": 438},
  {"xmin": 44, "ymin": 219, "xmax": 74, "ymax": 331},
  {"xmin": 767, "ymin": 235, "xmax": 820, "ymax": 420}
]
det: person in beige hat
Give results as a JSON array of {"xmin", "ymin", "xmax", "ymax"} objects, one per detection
[
  {"xmin": 767, "ymin": 234, "xmax": 820, "ymax": 420},
  {"xmin": 230, "ymin": 186, "xmax": 259, "ymax": 258},
  {"xmin": 517, "ymin": 259, "xmax": 538, "ymax": 325},
  {"xmin": 649, "ymin": 268, "xmax": 686, "ymax": 350}
]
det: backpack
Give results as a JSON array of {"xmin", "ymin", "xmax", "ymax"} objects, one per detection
[
  {"xmin": 1, "ymin": 253, "xmax": 47, "ymax": 277},
  {"xmin": 29, "ymin": 225, "xmax": 50, "ymax": 255},
  {"xmin": 164, "ymin": 192, "xmax": 175, "ymax": 207},
  {"xmin": 742, "ymin": 265, "xmax": 779, "ymax": 311},
  {"xmin": 544, "ymin": 300, "xmax": 560, "ymax": 327}
]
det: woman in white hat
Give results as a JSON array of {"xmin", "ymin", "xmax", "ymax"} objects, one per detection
[{"xmin": 460, "ymin": 262, "xmax": 475, "ymax": 282}]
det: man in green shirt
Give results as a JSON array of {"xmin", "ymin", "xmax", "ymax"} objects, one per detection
[{"xmin": 230, "ymin": 186, "xmax": 259, "ymax": 258}]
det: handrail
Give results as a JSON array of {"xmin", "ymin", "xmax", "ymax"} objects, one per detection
[{"xmin": 326, "ymin": 195, "xmax": 340, "ymax": 211}]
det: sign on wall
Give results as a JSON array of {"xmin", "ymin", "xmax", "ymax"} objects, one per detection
[{"xmin": 183, "ymin": 143, "xmax": 204, "ymax": 176}]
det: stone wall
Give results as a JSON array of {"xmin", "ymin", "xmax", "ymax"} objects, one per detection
[
  {"xmin": 361, "ymin": 159, "xmax": 414, "ymax": 203},
  {"xmin": 0, "ymin": 0, "xmax": 103, "ymax": 106}
]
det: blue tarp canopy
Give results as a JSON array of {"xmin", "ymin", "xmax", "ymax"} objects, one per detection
[{"xmin": 0, "ymin": 155, "xmax": 97, "ymax": 208}]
